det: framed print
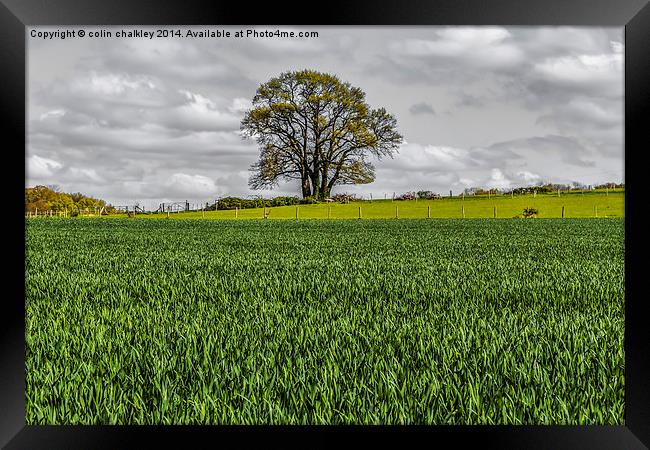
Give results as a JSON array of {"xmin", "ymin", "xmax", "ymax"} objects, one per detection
[{"xmin": 2, "ymin": 0, "xmax": 649, "ymax": 448}]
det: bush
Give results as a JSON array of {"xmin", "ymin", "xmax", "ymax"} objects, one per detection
[
  {"xmin": 417, "ymin": 190, "xmax": 441, "ymax": 199},
  {"xmin": 330, "ymin": 193, "xmax": 361, "ymax": 203},
  {"xmin": 300, "ymin": 196, "xmax": 321, "ymax": 205},
  {"xmin": 271, "ymin": 196, "xmax": 300, "ymax": 207},
  {"xmin": 218, "ymin": 196, "xmax": 304, "ymax": 209},
  {"xmin": 523, "ymin": 207, "xmax": 539, "ymax": 218},
  {"xmin": 396, "ymin": 192, "xmax": 417, "ymax": 201},
  {"xmin": 217, "ymin": 197, "xmax": 263, "ymax": 210}
]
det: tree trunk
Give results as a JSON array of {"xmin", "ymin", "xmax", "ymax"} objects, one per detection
[
  {"xmin": 310, "ymin": 171, "xmax": 321, "ymax": 199},
  {"xmin": 301, "ymin": 177, "xmax": 311, "ymax": 198},
  {"xmin": 321, "ymin": 187, "xmax": 331, "ymax": 199},
  {"xmin": 320, "ymin": 164, "xmax": 330, "ymax": 199}
]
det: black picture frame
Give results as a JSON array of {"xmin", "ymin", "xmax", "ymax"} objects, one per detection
[{"xmin": 2, "ymin": 0, "xmax": 648, "ymax": 448}]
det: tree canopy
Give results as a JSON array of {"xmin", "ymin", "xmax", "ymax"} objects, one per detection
[
  {"xmin": 241, "ymin": 70, "xmax": 403, "ymax": 199},
  {"xmin": 25, "ymin": 185, "xmax": 115, "ymax": 214}
]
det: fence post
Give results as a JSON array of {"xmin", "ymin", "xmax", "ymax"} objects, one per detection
[
  {"xmin": 427, "ymin": 205, "xmax": 431, "ymax": 218},
  {"xmin": 494, "ymin": 206, "xmax": 497, "ymax": 218},
  {"xmin": 562, "ymin": 206, "xmax": 565, "ymax": 218},
  {"xmin": 358, "ymin": 206, "xmax": 362, "ymax": 219},
  {"xmin": 328, "ymin": 206, "xmax": 331, "ymax": 219},
  {"xmin": 296, "ymin": 206, "xmax": 299, "ymax": 220},
  {"xmin": 462, "ymin": 205, "xmax": 465, "ymax": 218},
  {"xmin": 395, "ymin": 205, "xmax": 399, "ymax": 219},
  {"xmin": 167, "ymin": 211, "xmax": 170, "ymax": 218},
  {"xmin": 235, "ymin": 207, "xmax": 238, "ymax": 219}
]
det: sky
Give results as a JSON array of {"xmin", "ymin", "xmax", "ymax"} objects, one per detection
[{"xmin": 27, "ymin": 26, "xmax": 624, "ymax": 210}]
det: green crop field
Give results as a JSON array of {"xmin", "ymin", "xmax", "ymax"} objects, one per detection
[{"xmin": 25, "ymin": 218, "xmax": 624, "ymax": 425}]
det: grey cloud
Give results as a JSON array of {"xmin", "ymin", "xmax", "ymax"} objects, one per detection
[
  {"xmin": 488, "ymin": 135, "xmax": 597, "ymax": 168},
  {"xmin": 27, "ymin": 26, "xmax": 623, "ymax": 205},
  {"xmin": 454, "ymin": 92, "xmax": 486, "ymax": 108},
  {"xmin": 409, "ymin": 102, "xmax": 436, "ymax": 115}
]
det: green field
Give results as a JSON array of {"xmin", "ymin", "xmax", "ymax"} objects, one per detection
[
  {"xmin": 100, "ymin": 189, "xmax": 624, "ymax": 220},
  {"xmin": 25, "ymin": 218, "xmax": 624, "ymax": 424}
]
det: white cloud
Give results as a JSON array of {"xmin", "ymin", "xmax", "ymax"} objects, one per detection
[
  {"xmin": 27, "ymin": 154, "xmax": 63, "ymax": 178},
  {"xmin": 485, "ymin": 168, "xmax": 511, "ymax": 189},
  {"xmin": 228, "ymin": 97, "xmax": 252, "ymax": 114},
  {"xmin": 610, "ymin": 40, "xmax": 624, "ymax": 54},
  {"xmin": 384, "ymin": 143, "xmax": 478, "ymax": 172},
  {"xmin": 78, "ymin": 71, "xmax": 157, "ymax": 96},
  {"xmin": 533, "ymin": 53, "xmax": 622, "ymax": 90},
  {"xmin": 39, "ymin": 109, "xmax": 66, "ymax": 121},
  {"xmin": 159, "ymin": 90, "xmax": 241, "ymax": 131},
  {"xmin": 65, "ymin": 167, "xmax": 104, "ymax": 183},
  {"xmin": 516, "ymin": 170, "xmax": 541, "ymax": 184},
  {"xmin": 164, "ymin": 173, "xmax": 220, "ymax": 197},
  {"xmin": 389, "ymin": 27, "xmax": 524, "ymax": 70}
]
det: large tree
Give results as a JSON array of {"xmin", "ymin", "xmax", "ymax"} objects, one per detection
[{"xmin": 241, "ymin": 70, "xmax": 403, "ymax": 199}]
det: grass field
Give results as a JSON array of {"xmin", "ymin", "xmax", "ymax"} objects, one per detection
[
  {"xmin": 25, "ymin": 218, "xmax": 624, "ymax": 424},
  {"xmin": 95, "ymin": 189, "xmax": 624, "ymax": 220}
]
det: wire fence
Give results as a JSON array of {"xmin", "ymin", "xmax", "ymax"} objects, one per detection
[{"xmin": 25, "ymin": 187, "xmax": 625, "ymax": 219}]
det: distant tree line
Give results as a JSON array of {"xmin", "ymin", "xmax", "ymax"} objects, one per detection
[
  {"xmin": 25, "ymin": 185, "xmax": 116, "ymax": 215},
  {"xmin": 394, "ymin": 191, "xmax": 442, "ymax": 201},
  {"xmin": 463, "ymin": 182, "xmax": 624, "ymax": 196}
]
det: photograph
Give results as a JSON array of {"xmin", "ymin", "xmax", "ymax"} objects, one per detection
[{"xmin": 25, "ymin": 25, "xmax": 625, "ymax": 425}]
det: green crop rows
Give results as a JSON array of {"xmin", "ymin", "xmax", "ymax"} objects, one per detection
[{"xmin": 25, "ymin": 218, "xmax": 624, "ymax": 424}]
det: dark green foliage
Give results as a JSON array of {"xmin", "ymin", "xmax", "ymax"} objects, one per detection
[
  {"xmin": 271, "ymin": 196, "xmax": 301, "ymax": 207},
  {"xmin": 299, "ymin": 196, "xmax": 321, "ymax": 205},
  {"xmin": 26, "ymin": 219, "xmax": 624, "ymax": 425},
  {"xmin": 523, "ymin": 208, "xmax": 539, "ymax": 218},
  {"xmin": 416, "ymin": 190, "xmax": 441, "ymax": 199},
  {"xmin": 217, "ymin": 196, "xmax": 302, "ymax": 210},
  {"xmin": 594, "ymin": 183, "xmax": 624, "ymax": 189},
  {"xmin": 217, "ymin": 197, "xmax": 261, "ymax": 210}
]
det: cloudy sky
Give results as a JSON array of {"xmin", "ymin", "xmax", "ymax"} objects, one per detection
[{"xmin": 27, "ymin": 26, "xmax": 624, "ymax": 209}]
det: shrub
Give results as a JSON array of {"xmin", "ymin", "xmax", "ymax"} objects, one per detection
[
  {"xmin": 523, "ymin": 207, "xmax": 539, "ymax": 218},
  {"xmin": 417, "ymin": 190, "xmax": 441, "ymax": 199},
  {"xmin": 217, "ymin": 197, "xmax": 263, "ymax": 210},
  {"xmin": 271, "ymin": 196, "xmax": 300, "ymax": 207},
  {"xmin": 300, "ymin": 196, "xmax": 321, "ymax": 205},
  {"xmin": 396, "ymin": 192, "xmax": 417, "ymax": 201},
  {"xmin": 331, "ymin": 193, "xmax": 361, "ymax": 203}
]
